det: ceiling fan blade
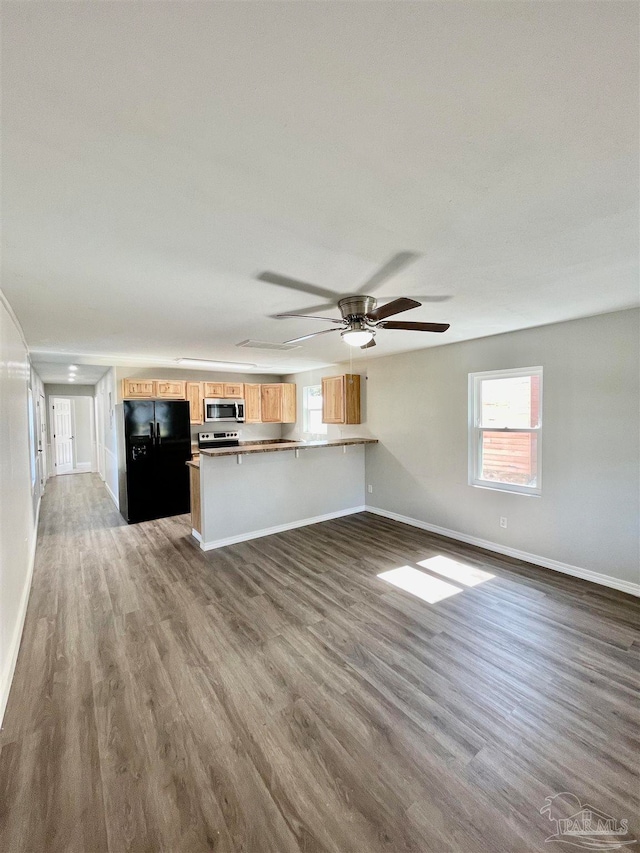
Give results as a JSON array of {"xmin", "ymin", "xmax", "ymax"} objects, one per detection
[
  {"xmin": 275, "ymin": 313, "xmax": 344, "ymax": 324},
  {"xmin": 257, "ymin": 272, "xmax": 340, "ymax": 301},
  {"xmin": 294, "ymin": 295, "xmax": 449, "ymax": 315},
  {"xmin": 285, "ymin": 301, "xmax": 337, "ymax": 315},
  {"xmin": 367, "ymin": 297, "xmax": 421, "ymax": 322},
  {"xmin": 283, "ymin": 328, "xmax": 343, "ymax": 344},
  {"xmin": 378, "ymin": 294, "xmax": 452, "ymax": 303},
  {"xmin": 356, "ymin": 251, "xmax": 420, "ymax": 294},
  {"xmin": 378, "ymin": 321, "xmax": 450, "ymax": 333},
  {"xmin": 361, "ymin": 338, "xmax": 377, "ymax": 349}
]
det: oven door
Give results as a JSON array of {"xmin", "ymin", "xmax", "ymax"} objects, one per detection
[{"xmin": 204, "ymin": 399, "xmax": 239, "ymax": 422}]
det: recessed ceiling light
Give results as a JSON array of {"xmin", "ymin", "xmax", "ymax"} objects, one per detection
[
  {"xmin": 68, "ymin": 365, "xmax": 78, "ymax": 371},
  {"xmin": 68, "ymin": 377, "xmax": 75, "ymax": 382},
  {"xmin": 176, "ymin": 358, "xmax": 258, "ymax": 370}
]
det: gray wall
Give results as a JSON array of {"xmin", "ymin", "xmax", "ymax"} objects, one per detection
[
  {"xmin": 44, "ymin": 383, "xmax": 95, "ymax": 398},
  {"xmin": 95, "ymin": 368, "xmax": 119, "ymax": 506},
  {"xmin": 72, "ymin": 397, "xmax": 93, "ymax": 466},
  {"xmin": 0, "ymin": 292, "xmax": 41, "ymax": 723},
  {"xmin": 362, "ymin": 309, "xmax": 639, "ymax": 585},
  {"xmin": 200, "ymin": 444, "xmax": 366, "ymax": 546},
  {"xmin": 282, "ymin": 364, "xmax": 371, "ymax": 442}
]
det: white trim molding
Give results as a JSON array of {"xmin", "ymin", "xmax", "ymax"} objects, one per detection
[
  {"xmin": 0, "ymin": 287, "xmax": 29, "ymax": 351},
  {"xmin": 104, "ymin": 481, "xmax": 119, "ymax": 509},
  {"xmin": 0, "ymin": 498, "xmax": 40, "ymax": 727},
  {"xmin": 365, "ymin": 505, "xmax": 640, "ymax": 598},
  {"xmin": 199, "ymin": 506, "xmax": 366, "ymax": 551}
]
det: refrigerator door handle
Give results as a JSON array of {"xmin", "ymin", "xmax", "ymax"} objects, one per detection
[
  {"xmin": 149, "ymin": 421, "xmax": 155, "ymax": 440},
  {"xmin": 156, "ymin": 422, "xmax": 161, "ymax": 444}
]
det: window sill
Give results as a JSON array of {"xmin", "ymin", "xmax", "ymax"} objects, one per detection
[{"xmin": 469, "ymin": 481, "xmax": 541, "ymax": 497}]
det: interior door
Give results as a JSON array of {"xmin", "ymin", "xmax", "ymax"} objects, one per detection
[{"xmin": 52, "ymin": 398, "xmax": 74, "ymax": 474}]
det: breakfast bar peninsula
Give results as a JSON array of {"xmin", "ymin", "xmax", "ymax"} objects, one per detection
[{"xmin": 187, "ymin": 438, "xmax": 377, "ymax": 550}]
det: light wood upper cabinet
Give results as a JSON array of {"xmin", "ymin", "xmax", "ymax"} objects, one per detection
[
  {"xmin": 260, "ymin": 384, "xmax": 281, "ymax": 423},
  {"xmin": 260, "ymin": 383, "xmax": 296, "ymax": 423},
  {"xmin": 203, "ymin": 382, "xmax": 244, "ymax": 398},
  {"xmin": 281, "ymin": 383, "xmax": 297, "ymax": 423},
  {"xmin": 322, "ymin": 374, "xmax": 361, "ymax": 424},
  {"xmin": 122, "ymin": 379, "xmax": 157, "ymax": 399},
  {"xmin": 244, "ymin": 384, "xmax": 262, "ymax": 423},
  {"xmin": 156, "ymin": 380, "xmax": 186, "ymax": 399},
  {"xmin": 203, "ymin": 382, "xmax": 224, "ymax": 398},
  {"xmin": 224, "ymin": 383, "xmax": 244, "ymax": 399},
  {"xmin": 186, "ymin": 382, "xmax": 203, "ymax": 424}
]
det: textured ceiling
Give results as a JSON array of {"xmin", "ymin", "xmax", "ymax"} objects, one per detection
[{"xmin": 2, "ymin": 2, "xmax": 638, "ymax": 374}]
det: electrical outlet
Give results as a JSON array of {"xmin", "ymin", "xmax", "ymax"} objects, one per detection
[
  {"xmin": 500, "ymin": 517, "xmax": 507, "ymax": 529},
  {"xmin": 368, "ymin": 485, "xmax": 373, "ymax": 494}
]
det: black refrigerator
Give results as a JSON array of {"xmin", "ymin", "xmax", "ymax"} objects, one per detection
[{"xmin": 123, "ymin": 400, "xmax": 191, "ymax": 523}]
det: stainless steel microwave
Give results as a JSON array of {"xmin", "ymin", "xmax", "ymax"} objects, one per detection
[{"xmin": 204, "ymin": 398, "xmax": 245, "ymax": 423}]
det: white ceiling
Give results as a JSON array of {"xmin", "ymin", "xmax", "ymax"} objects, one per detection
[
  {"xmin": 31, "ymin": 357, "xmax": 108, "ymax": 386},
  {"xmin": 2, "ymin": 2, "xmax": 638, "ymax": 375}
]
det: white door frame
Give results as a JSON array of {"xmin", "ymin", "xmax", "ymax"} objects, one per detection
[
  {"xmin": 36, "ymin": 393, "xmax": 47, "ymax": 493},
  {"xmin": 50, "ymin": 395, "xmax": 96, "ymax": 475}
]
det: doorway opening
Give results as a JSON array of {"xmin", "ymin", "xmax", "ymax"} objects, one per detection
[{"xmin": 50, "ymin": 396, "xmax": 96, "ymax": 475}]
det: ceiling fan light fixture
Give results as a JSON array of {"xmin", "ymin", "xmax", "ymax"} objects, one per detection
[{"xmin": 342, "ymin": 328, "xmax": 374, "ymax": 347}]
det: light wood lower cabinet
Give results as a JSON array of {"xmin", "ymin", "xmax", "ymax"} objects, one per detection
[
  {"xmin": 322, "ymin": 374, "xmax": 361, "ymax": 424},
  {"xmin": 189, "ymin": 465, "xmax": 201, "ymax": 534},
  {"xmin": 260, "ymin": 383, "xmax": 296, "ymax": 423},
  {"xmin": 186, "ymin": 382, "xmax": 203, "ymax": 424},
  {"xmin": 244, "ymin": 383, "xmax": 262, "ymax": 423}
]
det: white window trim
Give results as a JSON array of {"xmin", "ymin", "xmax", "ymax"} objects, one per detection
[
  {"xmin": 468, "ymin": 366, "xmax": 543, "ymax": 496},
  {"xmin": 302, "ymin": 384, "xmax": 327, "ymax": 437}
]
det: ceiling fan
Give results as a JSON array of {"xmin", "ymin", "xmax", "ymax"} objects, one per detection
[{"xmin": 258, "ymin": 252, "xmax": 450, "ymax": 349}]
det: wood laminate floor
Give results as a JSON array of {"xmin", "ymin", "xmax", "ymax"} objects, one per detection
[{"xmin": 1, "ymin": 474, "xmax": 638, "ymax": 852}]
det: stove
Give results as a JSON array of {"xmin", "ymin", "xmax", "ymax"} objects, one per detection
[{"xmin": 198, "ymin": 431, "xmax": 240, "ymax": 450}]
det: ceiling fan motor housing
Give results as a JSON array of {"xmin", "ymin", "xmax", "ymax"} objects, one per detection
[{"xmin": 338, "ymin": 295, "xmax": 377, "ymax": 322}]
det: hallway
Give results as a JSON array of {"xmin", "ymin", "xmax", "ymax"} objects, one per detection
[{"xmin": 1, "ymin": 474, "xmax": 638, "ymax": 852}]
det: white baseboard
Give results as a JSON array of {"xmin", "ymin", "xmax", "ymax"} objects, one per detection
[
  {"xmin": 0, "ymin": 497, "xmax": 41, "ymax": 728},
  {"xmin": 365, "ymin": 505, "xmax": 640, "ymax": 598},
  {"xmin": 74, "ymin": 462, "xmax": 92, "ymax": 472},
  {"xmin": 191, "ymin": 529, "xmax": 202, "ymax": 542},
  {"xmin": 104, "ymin": 481, "xmax": 119, "ymax": 509},
  {"xmin": 200, "ymin": 505, "xmax": 366, "ymax": 551}
]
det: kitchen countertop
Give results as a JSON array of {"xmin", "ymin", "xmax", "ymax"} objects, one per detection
[{"xmin": 197, "ymin": 437, "xmax": 377, "ymax": 459}]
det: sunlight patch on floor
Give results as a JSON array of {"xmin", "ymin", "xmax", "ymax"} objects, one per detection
[
  {"xmin": 377, "ymin": 565, "xmax": 462, "ymax": 604},
  {"xmin": 416, "ymin": 555, "xmax": 495, "ymax": 587}
]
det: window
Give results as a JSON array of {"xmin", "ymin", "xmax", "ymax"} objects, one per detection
[
  {"xmin": 302, "ymin": 385, "xmax": 327, "ymax": 435},
  {"xmin": 469, "ymin": 367, "xmax": 542, "ymax": 495}
]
